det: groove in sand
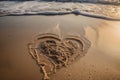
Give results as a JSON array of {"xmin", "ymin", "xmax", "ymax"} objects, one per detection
[{"xmin": 28, "ymin": 33, "xmax": 91, "ymax": 80}]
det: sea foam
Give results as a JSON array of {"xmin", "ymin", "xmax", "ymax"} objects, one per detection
[{"xmin": 0, "ymin": 1, "xmax": 120, "ymax": 20}]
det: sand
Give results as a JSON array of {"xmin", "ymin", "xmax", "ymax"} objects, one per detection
[
  {"xmin": 28, "ymin": 32, "xmax": 91, "ymax": 80},
  {"xmin": 0, "ymin": 14, "xmax": 120, "ymax": 80}
]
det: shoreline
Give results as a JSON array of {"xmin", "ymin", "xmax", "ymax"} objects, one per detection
[
  {"xmin": 0, "ymin": 1, "xmax": 120, "ymax": 21},
  {"xmin": 1, "ymin": 11, "xmax": 120, "ymax": 21}
]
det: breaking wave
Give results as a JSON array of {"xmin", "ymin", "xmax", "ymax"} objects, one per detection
[{"xmin": 0, "ymin": 1, "xmax": 120, "ymax": 20}]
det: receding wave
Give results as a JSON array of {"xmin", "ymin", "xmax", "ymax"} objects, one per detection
[{"xmin": 0, "ymin": 1, "xmax": 120, "ymax": 20}]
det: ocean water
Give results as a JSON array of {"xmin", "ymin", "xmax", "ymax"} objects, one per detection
[{"xmin": 0, "ymin": 1, "xmax": 120, "ymax": 20}]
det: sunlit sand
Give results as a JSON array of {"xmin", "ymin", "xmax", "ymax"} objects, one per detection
[{"xmin": 0, "ymin": 14, "xmax": 120, "ymax": 80}]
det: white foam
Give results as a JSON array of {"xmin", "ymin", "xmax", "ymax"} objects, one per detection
[{"xmin": 0, "ymin": 1, "xmax": 120, "ymax": 20}]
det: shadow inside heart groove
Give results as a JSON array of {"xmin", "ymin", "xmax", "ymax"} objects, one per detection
[{"xmin": 28, "ymin": 33, "xmax": 91, "ymax": 80}]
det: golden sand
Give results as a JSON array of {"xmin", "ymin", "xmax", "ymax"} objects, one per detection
[{"xmin": 0, "ymin": 15, "xmax": 120, "ymax": 80}]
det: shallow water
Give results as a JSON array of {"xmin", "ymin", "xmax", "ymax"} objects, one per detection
[
  {"xmin": 0, "ymin": 15, "xmax": 120, "ymax": 80},
  {"xmin": 0, "ymin": 1, "xmax": 120, "ymax": 20}
]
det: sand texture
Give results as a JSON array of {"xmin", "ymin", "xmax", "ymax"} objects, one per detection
[
  {"xmin": 0, "ymin": 15, "xmax": 120, "ymax": 80},
  {"xmin": 28, "ymin": 32, "xmax": 91, "ymax": 80}
]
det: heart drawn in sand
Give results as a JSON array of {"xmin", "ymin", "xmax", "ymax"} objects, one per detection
[{"xmin": 28, "ymin": 33, "xmax": 91, "ymax": 80}]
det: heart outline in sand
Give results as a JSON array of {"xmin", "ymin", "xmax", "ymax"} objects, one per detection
[{"xmin": 28, "ymin": 33, "xmax": 91, "ymax": 80}]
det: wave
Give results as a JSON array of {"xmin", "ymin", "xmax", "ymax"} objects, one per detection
[
  {"xmin": 1, "ymin": 0, "xmax": 120, "ymax": 4},
  {"xmin": 0, "ymin": 1, "xmax": 120, "ymax": 20}
]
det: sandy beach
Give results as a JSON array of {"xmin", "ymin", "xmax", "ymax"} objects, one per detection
[{"xmin": 0, "ymin": 14, "xmax": 120, "ymax": 80}]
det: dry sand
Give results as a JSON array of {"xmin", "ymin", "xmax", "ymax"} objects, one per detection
[{"xmin": 0, "ymin": 14, "xmax": 120, "ymax": 80}]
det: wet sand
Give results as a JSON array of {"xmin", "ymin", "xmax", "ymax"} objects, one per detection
[{"xmin": 0, "ymin": 14, "xmax": 120, "ymax": 80}]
